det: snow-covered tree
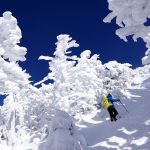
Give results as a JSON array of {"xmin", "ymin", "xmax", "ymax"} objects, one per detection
[
  {"xmin": 39, "ymin": 110, "xmax": 87, "ymax": 150},
  {"xmin": 68, "ymin": 50, "xmax": 104, "ymax": 114},
  {"xmin": 102, "ymin": 61, "xmax": 133, "ymax": 97},
  {"xmin": 104, "ymin": 0, "xmax": 150, "ymax": 65},
  {"xmin": 36, "ymin": 35, "xmax": 105, "ymax": 115},
  {"xmin": 36, "ymin": 34, "xmax": 79, "ymax": 112},
  {"xmin": 133, "ymin": 64, "xmax": 150, "ymax": 87},
  {"xmin": 0, "ymin": 11, "xmax": 30, "ymax": 146}
]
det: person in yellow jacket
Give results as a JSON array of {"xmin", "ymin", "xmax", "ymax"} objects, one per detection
[{"xmin": 102, "ymin": 95, "xmax": 118, "ymax": 121}]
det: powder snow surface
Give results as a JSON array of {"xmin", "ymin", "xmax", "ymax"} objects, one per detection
[{"xmin": 78, "ymin": 87, "xmax": 150, "ymax": 150}]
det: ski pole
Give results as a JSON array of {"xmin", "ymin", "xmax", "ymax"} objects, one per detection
[{"xmin": 119, "ymin": 99, "xmax": 129, "ymax": 113}]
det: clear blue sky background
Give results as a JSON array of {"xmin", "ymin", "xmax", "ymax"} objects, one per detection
[{"xmin": 0, "ymin": 0, "xmax": 146, "ymax": 104}]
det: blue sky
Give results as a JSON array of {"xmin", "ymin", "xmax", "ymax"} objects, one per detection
[{"xmin": 0, "ymin": 0, "xmax": 146, "ymax": 84}]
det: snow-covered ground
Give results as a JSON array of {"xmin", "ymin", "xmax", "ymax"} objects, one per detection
[{"xmin": 78, "ymin": 87, "xmax": 150, "ymax": 150}]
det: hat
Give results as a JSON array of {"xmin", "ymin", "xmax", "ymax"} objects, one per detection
[{"xmin": 107, "ymin": 93, "xmax": 112, "ymax": 97}]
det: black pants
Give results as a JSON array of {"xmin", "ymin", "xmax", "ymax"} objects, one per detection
[{"xmin": 108, "ymin": 105, "xmax": 118, "ymax": 119}]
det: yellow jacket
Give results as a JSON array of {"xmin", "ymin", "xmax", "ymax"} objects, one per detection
[{"xmin": 102, "ymin": 96, "xmax": 112, "ymax": 109}]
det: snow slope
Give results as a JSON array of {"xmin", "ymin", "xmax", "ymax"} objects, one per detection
[{"xmin": 78, "ymin": 87, "xmax": 150, "ymax": 150}]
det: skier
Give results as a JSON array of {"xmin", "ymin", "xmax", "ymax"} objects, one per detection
[{"xmin": 102, "ymin": 94, "xmax": 119, "ymax": 122}]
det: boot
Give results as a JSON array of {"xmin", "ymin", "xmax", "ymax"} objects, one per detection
[
  {"xmin": 113, "ymin": 117, "xmax": 117, "ymax": 121},
  {"xmin": 110, "ymin": 117, "xmax": 113, "ymax": 122}
]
